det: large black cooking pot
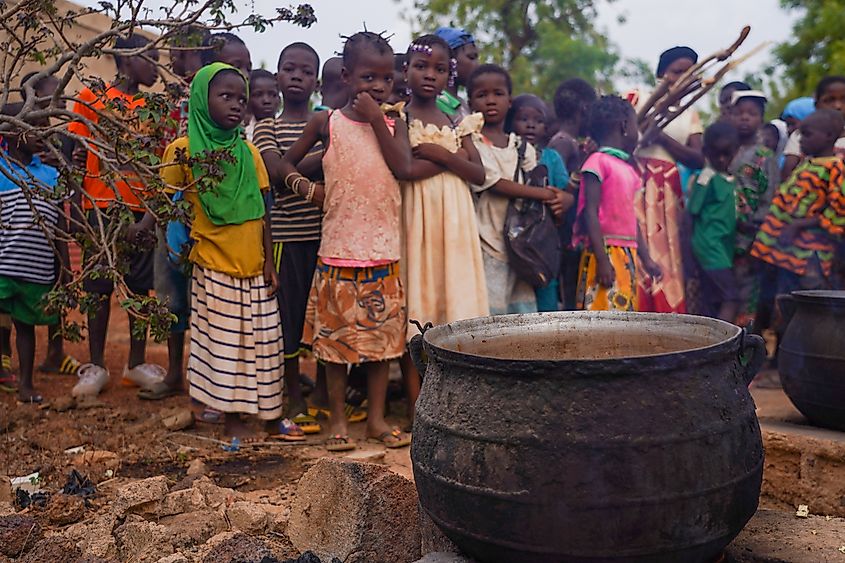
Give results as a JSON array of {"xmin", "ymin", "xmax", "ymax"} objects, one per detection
[
  {"xmin": 409, "ymin": 312, "xmax": 766, "ymax": 563},
  {"xmin": 779, "ymin": 290, "xmax": 845, "ymax": 431}
]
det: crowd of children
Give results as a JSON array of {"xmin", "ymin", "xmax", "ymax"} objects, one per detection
[{"xmin": 2, "ymin": 25, "xmax": 845, "ymax": 448}]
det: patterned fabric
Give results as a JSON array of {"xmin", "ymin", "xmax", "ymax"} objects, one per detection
[
  {"xmin": 731, "ymin": 144, "xmax": 779, "ymax": 253},
  {"xmin": 319, "ymin": 111, "xmax": 402, "ymax": 262},
  {"xmin": 188, "ymin": 266, "xmax": 284, "ymax": 420},
  {"xmin": 750, "ymin": 156, "xmax": 845, "ymax": 277},
  {"xmin": 0, "ymin": 155, "xmax": 60, "ymax": 284},
  {"xmin": 576, "ymin": 246, "xmax": 638, "ymax": 311},
  {"xmin": 253, "ymin": 118, "xmax": 323, "ymax": 243},
  {"xmin": 402, "ymin": 114, "xmax": 489, "ymax": 337},
  {"xmin": 636, "ymin": 156, "xmax": 687, "ymax": 313},
  {"xmin": 302, "ymin": 260, "xmax": 406, "ymax": 364}
]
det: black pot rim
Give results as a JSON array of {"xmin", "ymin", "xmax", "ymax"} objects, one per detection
[
  {"xmin": 790, "ymin": 290, "xmax": 845, "ymax": 306},
  {"xmin": 421, "ymin": 311, "xmax": 744, "ymax": 375}
]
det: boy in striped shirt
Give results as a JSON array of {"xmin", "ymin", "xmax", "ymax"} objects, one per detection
[{"xmin": 0, "ymin": 117, "xmax": 69, "ymax": 403}]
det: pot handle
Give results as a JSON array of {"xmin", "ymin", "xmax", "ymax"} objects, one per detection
[
  {"xmin": 408, "ymin": 320, "xmax": 433, "ymax": 376},
  {"xmin": 739, "ymin": 329, "xmax": 767, "ymax": 387}
]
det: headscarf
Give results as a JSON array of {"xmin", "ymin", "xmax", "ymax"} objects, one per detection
[
  {"xmin": 781, "ymin": 97, "xmax": 815, "ymax": 121},
  {"xmin": 656, "ymin": 46, "xmax": 698, "ymax": 77},
  {"xmin": 434, "ymin": 27, "xmax": 475, "ymax": 50},
  {"xmin": 188, "ymin": 62, "xmax": 264, "ymax": 226}
]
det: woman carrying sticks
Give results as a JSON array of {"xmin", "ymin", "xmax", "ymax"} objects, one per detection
[{"xmin": 629, "ymin": 47, "xmax": 705, "ymax": 314}]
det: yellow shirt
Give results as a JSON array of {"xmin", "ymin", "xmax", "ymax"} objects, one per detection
[{"xmin": 160, "ymin": 137, "xmax": 270, "ymax": 278}]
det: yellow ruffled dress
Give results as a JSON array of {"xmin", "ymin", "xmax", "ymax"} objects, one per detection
[{"xmin": 402, "ymin": 113, "xmax": 490, "ymax": 337}]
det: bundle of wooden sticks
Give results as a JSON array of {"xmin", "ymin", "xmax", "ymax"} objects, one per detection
[{"xmin": 637, "ymin": 26, "xmax": 768, "ymax": 137}]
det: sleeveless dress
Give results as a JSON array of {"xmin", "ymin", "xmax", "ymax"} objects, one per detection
[{"xmin": 402, "ymin": 113, "xmax": 489, "ymax": 336}]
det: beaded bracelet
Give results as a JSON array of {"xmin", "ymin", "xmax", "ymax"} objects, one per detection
[{"xmin": 305, "ymin": 181, "xmax": 317, "ymax": 202}]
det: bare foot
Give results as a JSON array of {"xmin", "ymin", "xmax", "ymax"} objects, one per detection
[
  {"xmin": 223, "ymin": 414, "xmax": 264, "ymax": 441},
  {"xmin": 17, "ymin": 385, "xmax": 42, "ymax": 404}
]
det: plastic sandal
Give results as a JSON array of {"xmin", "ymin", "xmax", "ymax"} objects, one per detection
[
  {"xmin": 269, "ymin": 419, "xmax": 306, "ymax": 442},
  {"xmin": 292, "ymin": 412, "xmax": 322, "ymax": 434},
  {"xmin": 367, "ymin": 428, "xmax": 411, "ymax": 449},
  {"xmin": 325, "ymin": 434, "xmax": 356, "ymax": 452},
  {"xmin": 38, "ymin": 355, "xmax": 81, "ymax": 376}
]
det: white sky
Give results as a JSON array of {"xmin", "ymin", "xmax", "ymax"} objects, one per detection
[{"xmin": 77, "ymin": 0, "xmax": 801, "ymax": 93}]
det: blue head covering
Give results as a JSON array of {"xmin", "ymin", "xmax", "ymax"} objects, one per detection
[
  {"xmin": 434, "ymin": 27, "xmax": 475, "ymax": 50},
  {"xmin": 782, "ymin": 97, "xmax": 816, "ymax": 121}
]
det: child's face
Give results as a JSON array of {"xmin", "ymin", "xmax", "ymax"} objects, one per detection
[
  {"xmin": 661, "ymin": 57, "xmax": 694, "ymax": 86},
  {"xmin": 124, "ymin": 49, "xmax": 160, "ymax": 87},
  {"xmin": 249, "ymin": 77, "xmax": 280, "ymax": 121},
  {"xmin": 34, "ymin": 77, "xmax": 62, "ymax": 109},
  {"xmin": 469, "ymin": 72, "xmax": 510, "ymax": 126},
  {"xmin": 218, "ymin": 42, "xmax": 252, "ymax": 77},
  {"xmin": 512, "ymin": 105, "xmax": 546, "ymax": 145},
  {"xmin": 731, "ymin": 100, "xmax": 763, "ymax": 139},
  {"xmin": 761, "ymin": 126, "xmax": 779, "ymax": 153},
  {"xmin": 342, "ymin": 49, "xmax": 395, "ymax": 105},
  {"xmin": 799, "ymin": 118, "xmax": 835, "ymax": 157},
  {"xmin": 387, "ymin": 70, "xmax": 409, "ymax": 105},
  {"xmin": 704, "ymin": 137, "xmax": 739, "ymax": 174},
  {"xmin": 278, "ymin": 48, "xmax": 319, "ymax": 104},
  {"xmin": 406, "ymin": 44, "xmax": 450, "ymax": 101},
  {"xmin": 454, "ymin": 43, "xmax": 479, "ymax": 87},
  {"xmin": 208, "ymin": 71, "xmax": 247, "ymax": 130},
  {"xmin": 817, "ymin": 81, "xmax": 845, "ymax": 119},
  {"xmin": 320, "ymin": 58, "xmax": 348, "ymax": 109},
  {"xmin": 171, "ymin": 49, "xmax": 203, "ymax": 80},
  {"xmin": 784, "ymin": 116, "xmax": 801, "ymax": 136}
]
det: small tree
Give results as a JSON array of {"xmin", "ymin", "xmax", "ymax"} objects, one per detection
[{"xmin": 0, "ymin": 0, "xmax": 316, "ymax": 342}]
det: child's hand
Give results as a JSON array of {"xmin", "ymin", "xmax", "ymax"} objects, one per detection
[
  {"xmin": 596, "ymin": 253, "xmax": 615, "ymax": 288},
  {"xmin": 546, "ymin": 188, "xmax": 574, "ymax": 219},
  {"xmin": 352, "ymin": 92, "xmax": 383, "ymax": 124},
  {"xmin": 264, "ymin": 261, "xmax": 279, "ymax": 296},
  {"xmin": 412, "ymin": 143, "xmax": 451, "ymax": 164},
  {"xmin": 643, "ymin": 257, "xmax": 663, "ymax": 281}
]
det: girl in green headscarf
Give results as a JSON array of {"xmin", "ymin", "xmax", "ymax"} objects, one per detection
[{"xmin": 159, "ymin": 62, "xmax": 302, "ymax": 442}]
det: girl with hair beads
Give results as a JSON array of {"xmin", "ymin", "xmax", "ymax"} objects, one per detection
[
  {"xmin": 506, "ymin": 93, "xmax": 570, "ymax": 311},
  {"xmin": 574, "ymin": 96, "xmax": 662, "ymax": 311},
  {"xmin": 278, "ymin": 31, "xmax": 412, "ymax": 451},
  {"xmin": 467, "ymin": 64, "xmax": 572, "ymax": 314},
  {"xmin": 159, "ymin": 63, "xmax": 285, "ymax": 441},
  {"xmin": 398, "ymin": 33, "xmax": 488, "ymax": 421}
]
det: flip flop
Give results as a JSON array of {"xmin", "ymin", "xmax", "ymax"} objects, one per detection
[
  {"xmin": 269, "ymin": 419, "xmax": 306, "ymax": 442},
  {"xmin": 138, "ymin": 381, "xmax": 183, "ymax": 401},
  {"xmin": 325, "ymin": 434, "xmax": 356, "ymax": 452},
  {"xmin": 292, "ymin": 412, "xmax": 322, "ymax": 434},
  {"xmin": 308, "ymin": 404, "xmax": 368, "ymax": 424},
  {"xmin": 38, "ymin": 355, "xmax": 81, "ymax": 376},
  {"xmin": 368, "ymin": 428, "xmax": 411, "ymax": 449}
]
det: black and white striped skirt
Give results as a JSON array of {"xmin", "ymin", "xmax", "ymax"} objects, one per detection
[{"xmin": 187, "ymin": 266, "xmax": 284, "ymax": 420}]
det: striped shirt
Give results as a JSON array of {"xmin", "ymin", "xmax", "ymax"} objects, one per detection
[
  {"xmin": 0, "ymin": 155, "xmax": 61, "ymax": 284},
  {"xmin": 253, "ymin": 118, "xmax": 323, "ymax": 243}
]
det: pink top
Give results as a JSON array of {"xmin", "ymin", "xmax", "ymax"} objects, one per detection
[
  {"xmin": 573, "ymin": 150, "xmax": 642, "ymax": 248},
  {"xmin": 319, "ymin": 111, "xmax": 402, "ymax": 263}
]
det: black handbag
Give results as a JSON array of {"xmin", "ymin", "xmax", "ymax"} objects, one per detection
[{"xmin": 503, "ymin": 142, "xmax": 562, "ymax": 288}]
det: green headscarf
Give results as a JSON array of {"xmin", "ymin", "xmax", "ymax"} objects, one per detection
[{"xmin": 188, "ymin": 62, "xmax": 264, "ymax": 226}]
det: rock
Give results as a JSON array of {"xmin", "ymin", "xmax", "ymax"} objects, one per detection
[
  {"xmin": 158, "ymin": 487, "xmax": 207, "ymax": 517},
  {"xmin": 161, "ymin": 510, "xmax": 228, "ymax": 549},
  {"xmin": 226, "ymin": 501, "xmax": 270, "ymax": 534},
  {"xmin": 412, "ymin": 554, "xmax": 477, "ymax": 563},
  {"xmin": 66, "ymin": 512, "xmax": 119, "ymax": 559},
  {"xmin": 201, "ymin": 531, "xmax": 277, "ymax": 563},
  {"xmin": 0, "ymin": 514, "xmax": 42, "ymax": 556},
  {"xmin": 18, "ymin": 536, "xmax": 81, "ymax": 563},
  {"xmin": 51, "ymin": 396, "xmax": 76, "ymax": 412},
  {"xmin": 192, "ymin": 476, "xmax": 241, "ymax": 509},
  {"xmin": 114, "ymin": 515, "xmax": 175, "ymax": 562},
  {"xmin": 72, "ymin": 450, "xmax": 119, "ymax": 469},
  {"xmin": 344, "ymin": 449, "xmax": 386, "ymax": 463},
  {"xmin": 0, "ymin": 477, "xmax": 11, "ymax": 504},
  {"xmin": 161, "ymin": 408, "xmax": 194, "ymax": 431},
  {"xmin": 418, "ymin": 504, "xmax": 462, "ymax": 556},
  {"xmin": 186, "ymin": 458, "xmax": 207, "ymax": 477},
  {"xmin": 288, "ymin": 459, "xmax": 421, "ymax": 563},
  {"xmin": 44, "ymin": 493, "xmax": 86, "ymax": 526},
  {"xmin": 156, "ymin": 555, "xmax": 190, "ymax": 563},
  {"xmin": 112, "ymin": 475, "xmax": 169, "ymax": 516}
]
